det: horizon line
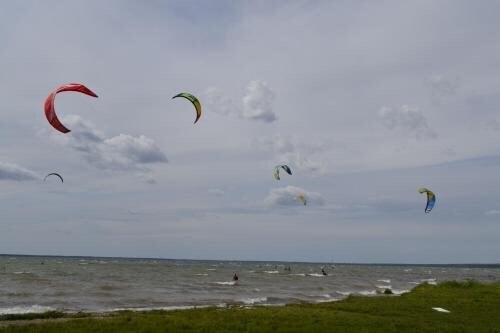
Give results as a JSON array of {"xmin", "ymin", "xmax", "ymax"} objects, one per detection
[{"xmin": 1, "ymin": 253, "xmax": 499, "ymax": 267}]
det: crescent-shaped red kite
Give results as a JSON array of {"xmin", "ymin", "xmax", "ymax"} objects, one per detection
[{"xmin": 44, "ymin": 83, "xmax": 98, "ymax": 133}]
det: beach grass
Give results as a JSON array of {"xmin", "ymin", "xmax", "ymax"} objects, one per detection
[{"xmin": 1, "ymin": 280, "xmax": 499, "ymax": 332}]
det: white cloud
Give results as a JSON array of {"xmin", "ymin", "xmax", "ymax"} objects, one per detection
[
  {"xmin": 54, "ymin": 115, "xmax": 167, "ymax": 173},
  {"xmin": 205, "ymin": 80, "xmax": 277, "ymax": 123},
  {"xmin": 265, "ymin": 186, "xmax": 325, "ymax": 207},
  {"xmin": 0, "ymin": 162, "xmax": 37, "ymax": 181},
  {"xmin": 379, "ymin": 105, "xmax": 437, "ymax": 139},
  {"xmin": 484, "ymin": 210, "xmax": 500, "ymax": 216},
  {"xmin": 242, "ymin": 80, "xmax": 277, "ymax": 122}
]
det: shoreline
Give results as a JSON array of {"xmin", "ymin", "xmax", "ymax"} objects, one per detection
[
  {"xmin": 0, "ymin": 286, "xmax": 411, "ymax": 316},
  {"xmin": 1, "ymin": 281, "xmax": 499, "ymax": 332}
]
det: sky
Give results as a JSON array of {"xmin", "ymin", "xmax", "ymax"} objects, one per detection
[{"xmin": 1, "ymin": 0, "xmax": 499, "ymax": 263}]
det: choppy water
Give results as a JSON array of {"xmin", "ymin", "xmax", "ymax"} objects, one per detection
[{"xmin": 0, "ymin": 255, "xmax": 499, "ymax": 314}]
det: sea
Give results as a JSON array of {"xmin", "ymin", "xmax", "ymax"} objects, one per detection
[{"xmin": 0, "ymin": 255, "xmax": 499, "ymax": 315}]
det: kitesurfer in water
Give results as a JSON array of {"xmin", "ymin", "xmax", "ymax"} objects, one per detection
[
  {"xmin": 233, "ymin": 272, "xmax": 239, "ymax": 281},
  {"xmin": 321, "ymin": 268, "xmax": 328, "ymax": 276}
]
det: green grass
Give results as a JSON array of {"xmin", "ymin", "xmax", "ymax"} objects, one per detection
[{"xmin": 1, "ymin": 281, "xmax": 499, "ymax": 332}]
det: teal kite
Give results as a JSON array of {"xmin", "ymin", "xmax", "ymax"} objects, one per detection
[
  {"xmin": 273, "ymin": 165, "xmax": 292, "ymax": 180},
  {"xmin": 418, "ymin": 187, "xmax": 436, "ymax": 213}
]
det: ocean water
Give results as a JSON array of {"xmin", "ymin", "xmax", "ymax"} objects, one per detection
[{"xmin": 0, "ymin": 255, "xmax": 499, "ymax": 314}]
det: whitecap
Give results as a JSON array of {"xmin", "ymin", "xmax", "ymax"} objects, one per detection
[
  {"xmin": 377, "ymin": 279, "xmax": 391, "ymax": 283},
  {"xmin": 375, "ymin": 285, "xmax": 392, "ymax": 289},
  {"xmin": 264, "ymin": 270, "xmax": 279, "ymax": 274},
  {"xmin": 421, "ymin": 278, "xmax": 437, "ymax": 285},
  {"xmin": 239, "ymin": 297, "xmax": 267, "ymax": 305},
  {"xmin": 108, "ymin": 305, "xmax": 211, "ymax": 312},
  {"xmin": 0, "ymin": 305, "xmax": 56, "ymax": 315},
  {"xmin": 392, "ymin": 289, "xmax": 410, "ymax": 295},
  {"xmin": 214, "ymin": 281, "xmax": 237, "ymax": 286}
]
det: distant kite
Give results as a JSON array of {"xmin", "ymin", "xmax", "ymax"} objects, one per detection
[
  {"xmin": 418, "ymin": 187, "xmax": 436, "ymax": 213},
  {"xmin": 44, "ymin": 83, "xmax": 98, "ymax": 133},
  {"xmin": 44, "ymin": 173, "xmax": 64, "ymax": 183},
  {"xmin": 273, "ymin": 165, "xmax": 292, "ymax": 180},
  {"xmin": 297, "ymin": 194, "xmax": 307, "ymax": 206},
  {"xmin": 172, "ymin": 92, "xmax": 201, "ymax": 124}
]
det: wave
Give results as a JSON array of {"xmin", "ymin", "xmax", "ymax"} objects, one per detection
[
  {"xmin": 421, "ymin": 278, "xmax": 437, "ymax": 285},
  {"xmin": 357, "ymin": 290, "xmax": 377, "ymax": 296},
  {"xmin": 392, "ymin": 289, "xmax": 410, "ymax": 295},
  {"xmin": 289, "ymin": 273, "xmax": 306, "ymax": 276},
  {"xmin": 195, "ymin": 273, "xmax": 208, "ymax": 276},
  {"xmin": 238, "ymin": 297, "xmax": 267, "ymax": 305},
  {"xmin": 306, "ymin": 273, "xmax": 325, "ymax": 277},
  {"xmin": 213, "ymin": 281, "xmax": 237, "ymax": 286},
  {"xmin": 375, "ymin": 285, "xmax": 392, "ymax": 289},
  {"xmin": 108, "ymin": 305, "xmax": 213, "ymax": 313},
  {"xmin": 264, "ymin": 270, "xmax": 279, "ymax": 274},
  {"xmin": 377, "ymin": 279, "xmax": 391, "ymax": 283},
  {"xmin": 0, "ymin": 305, "xmax": 56, "ymax": 315},
  {"xmin": 314, "ymin": 295, "xmax": 340, "ymax": 303}
]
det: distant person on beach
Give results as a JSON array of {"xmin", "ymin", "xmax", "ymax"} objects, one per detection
[{"xmin": 233, "ymin": 272, "xmax": 239, "ymax": 281}]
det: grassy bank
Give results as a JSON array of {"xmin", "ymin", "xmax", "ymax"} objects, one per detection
[{"xmin": 1, "ymin": 281, "xmax": 499, "ymax": 332}]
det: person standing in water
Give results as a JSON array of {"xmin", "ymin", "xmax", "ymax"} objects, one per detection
[
  {"xmin": 321, "ymin": 268, "xmax": 328, "ymax": 276},
  {"xmin": 233, "ymin": 272, "xmax": 239, "ymax": 281}
]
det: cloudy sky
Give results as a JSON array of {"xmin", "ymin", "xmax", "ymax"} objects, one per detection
[{"xmin": 1, "ymin": 0, "xmax": 499, "ymax": 263}]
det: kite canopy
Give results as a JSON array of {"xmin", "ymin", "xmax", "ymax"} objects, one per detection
[
  {"xmin": 44, "ymin": 83, "xmax": 98, "ymax": 133},
  {"xmin": 273, "ymin": 165, "xmax": 292, "ymax": 180},
  {"xmin": 172, "ymin": 92, "xmax": 202, "ymax": 124},
  {"xmin": 297, "ymin": 194, "xmax": 307, "ymax": 206},
  {"xmin": 44, "ymin": 173, "xmax": 64, "ymax": 183},
  {"xmin": 418, "ymin": 187, "xmax": 436, "ymax": 213}
]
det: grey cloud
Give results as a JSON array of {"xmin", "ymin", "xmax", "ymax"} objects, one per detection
[
  {"xmin": 484, "ymin": 210, "xmax": 500, "ymax": 216},
  {"xmin": 208, "ymin": 188, "xmax": 225, "ymax": 196},
  {"xmin": 55, "ymin": 115, "xmax": 167, "ymax": 172},
  {"xmin": 265, "ymin": 186, "xmax": 325, "ymax": 207},
  {"xmin": 255, "ymin": 135, "xmax": 327, "ymax": 175},
  {"xmin": 204, "ymin": 87, "xmax": 236, "ymax": 116},
  {"xmin": 425, "ymin": 74, "xmax": 458, "ymax": 104},
  {"xmin": 0, "ymin": 162, "xmax": 37, "ymax": 181},
  {"xmin": 278, "ymin": 151, "xmax": 324, "ymax": 175},
  {"xmin": 379, "ymin": 105, "xmax": 437, "ymax": 139},
  {"xmin": 482, "ymin": 119, "xmax": 500, "ymax": 132}
]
